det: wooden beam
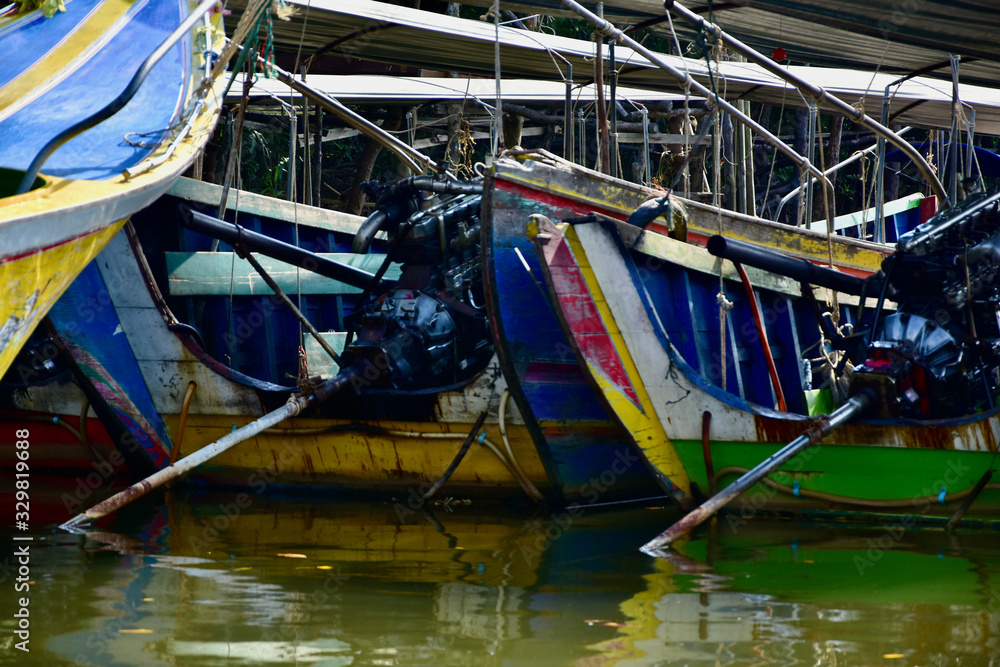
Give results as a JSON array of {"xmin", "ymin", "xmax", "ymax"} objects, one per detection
[
  {"xmin": 168, "ymin": 177, "xmax": 366, "ymax": 235},
  {"xmin": 166, "ymin": 252, "xmax": 399, "ymax": 296}
]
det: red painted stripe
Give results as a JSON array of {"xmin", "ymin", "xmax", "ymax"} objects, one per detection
[
  {"xmin": 545, "ymin": 236, "xmax": 640, "ymax": 407},
  {"xmin": 0, "ymin": 224, "xmax": 114, "ymax": 266}
]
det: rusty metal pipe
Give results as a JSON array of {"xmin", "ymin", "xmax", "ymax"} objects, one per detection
[
  {"xmin": 642, "ymin": 392, "xmax": 871, "ymax": 552},
  {"xmin": 60, "ymin": 365, "xmax": 367, "ymax": 531},
  {"xmin": 732, "ymin": 261, "xmax": 787, "ymax": 412}
]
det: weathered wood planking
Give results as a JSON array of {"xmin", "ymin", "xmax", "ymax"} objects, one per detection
[{"xmin": 168, "ymin": 177, "xmax": 366, "ymax": 234}]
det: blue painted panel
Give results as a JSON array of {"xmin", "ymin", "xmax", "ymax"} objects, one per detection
[
  {"xmin": 47, "ymin": 260, "xmax": 172, "ymax": 468},
  {"xmin": 0, "ymin": 0, "xmax": 189, "ymax": 180},
  {"xmin": 132, "ymin": 198, "xmax": 371, "ymax": 385},
  {"xmin": 486, "ymin": 188, "xmax": 663, "ymax": 501},
  {"xmin": 0, "ymin": 0, "xmax": 106, "ymax": 86},
  {"xmin": 522, "ymin": 383, "xmax": 610, "ymax": 423}
]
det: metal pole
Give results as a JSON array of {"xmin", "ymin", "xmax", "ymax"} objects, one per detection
[
  {"xmin": 60, "ymin": 367, "xmax": 364, "ymax": 530},
  {"xmin": 642, "ymin": 392, "xmax": 871, "ymax": 552},
  {"xmin": 557, "ymin": 0, "xmax": 836, "ymax": 199},
  {"xmin": 301, "ymin": 66, "xmax": 312, "ymax": 207},
  {"xmin": 260, "ymin": 52, "xmax": 435, "ymax": 174},
  {"xmin": 775, "ymin": 127, "xmax": 912, "ymax": 223},
  {"xmin": 665, "ymin": 0, "xmax": 948, "ymax": 206},
  {"xmin": 966, "ymin": 107, "xmax": 976, "ymax": 180},
  {"xmin": 642, "ymin": 106, "xmax": 650, "ymax": 186},
  {"xmin": 875, "ymin": 86, "xmax": 889, "ymax": 243},
  {"xmin": 595, "ymin": 3, "xmax": 610, "ymax": 174},
  {"xmin": 314, "ymin": 106, "xmax": 323, "ymax": 206},
  {"xmin": 740, "ymin": 99, "xmax": 755, "ymax": 215},
  {"xmin": 493, "ymin": 0, "xmax": 502, "ymax": 156},
  {"xmin": 610, "ymin": 39, "xmax": 618, "ymax": 178},
  {"xmin": 948, "ymin": 54, "xmax": 961, "ymax": 205},
  {"xmin": 565, "ymin": 63, "xmax": 575, "ymax": 163},
  {"xmin": 803, "ymin": 104, "xmax": 817, "ymax": 226},
  {"xmin": 287, "ymin": 107, "xmax": 297, "ymax": 202}
]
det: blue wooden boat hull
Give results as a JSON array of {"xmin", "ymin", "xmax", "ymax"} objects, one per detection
[{"xmin": 0, "ymin": 0, "xmax": 225, "ymax": 379}]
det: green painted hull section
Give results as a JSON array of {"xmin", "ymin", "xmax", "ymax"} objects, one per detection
[{"xmin": 674, "ymin": 439, "xmax": 1000, "ymax": 519}]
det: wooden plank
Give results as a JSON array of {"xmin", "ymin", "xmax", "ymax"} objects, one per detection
[
  {"xmin": 807, "ymin": 193, "xmax": 924, "ymax": 233},
  {"xmin": 168, "ymin": 177, "xmax": 366, "ymax": 235},
  {"xmin": 165, "ymin": 252, "xmax": 399, "ymax": 296}
]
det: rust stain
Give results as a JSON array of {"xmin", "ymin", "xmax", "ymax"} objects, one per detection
[
  {"xmin": 393, "ymin": 445, "xmax": 404, "ymax": 473},
  {"xmin": 753, "ymin": 413, "xmax": 999, "ymax": 451}
]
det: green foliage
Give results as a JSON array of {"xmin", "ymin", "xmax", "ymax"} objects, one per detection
[
  {"xmin": 15, "ymin": 0, "xmax": 64, "ymax": 17},
  {"xmin": 237, "ymin": 124, "xmax": 287, "ymax": 199}
]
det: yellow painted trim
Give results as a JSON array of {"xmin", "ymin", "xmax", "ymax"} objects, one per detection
[
  {"xmin": 497, "ymin": 166, "xmax": 887, "ymax": 275},
  {"xmin": 561, "ymin": 224, "xmax": 691, "ymax": 495},
  {"xmin": 0, "ymin": 0, "xmax": 137, "ymax": 121},
  {"xmin": 0, "ymin": 219, "xmax": 126, "ymax": 379}
]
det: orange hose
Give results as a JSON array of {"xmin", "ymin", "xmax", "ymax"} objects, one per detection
[{"xmin": 732, "ymin": 261, "xmax": 788, "ymax": 412}]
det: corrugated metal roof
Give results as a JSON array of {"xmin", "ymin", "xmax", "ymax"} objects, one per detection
[
  {"xmin": 225, "ymin": 0, "xmax": 1000, "ymax": 135},
  {"xmin": 459, "ymin": 0, "xmax": 1000, "ymax": 86}
]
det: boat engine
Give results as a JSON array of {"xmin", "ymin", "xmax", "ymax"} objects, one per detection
[
  {"xmin": 341, "ymin": 177, "xmax": 492, "ymax": 391},
  {"xmin": 851, "ymin": 190, "xmax": 1000, "ymax": 418}
]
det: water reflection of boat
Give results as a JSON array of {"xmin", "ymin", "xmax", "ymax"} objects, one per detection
[
  {"xmin": 0, "ymin": 0, "xmax": 227, "ymax": 379},
  {"xmin": 587, "ymin": 521, "xmax": 1000, "ymax": 666},
  {"xmin": 34, "ymin": 497, "xmax": 1000, "ymax": 666},
  {"xmin": 45, "ymin": 498, "xmax": 552, "ymax": 665}
]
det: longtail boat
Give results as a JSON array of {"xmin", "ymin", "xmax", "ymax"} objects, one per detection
[
  {"xmin": 17, "ymin": 178, "xmax": 566, "ymax": 506},
  {"xmin": 529, "ymin": 184, "xmax": 1000, "ymax": 535},
  {"xmin": 0, "ymin": 0, "xmax": 233, "ymax": 379},
  {"xmin": 483, "ymin": 150, "xmax": 907, "ymax": 507}
]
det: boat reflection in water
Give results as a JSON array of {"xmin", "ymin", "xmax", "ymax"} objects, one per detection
[{"xmin": 30, "ymin": 493, "xmax": 1000, "ymax": 666}]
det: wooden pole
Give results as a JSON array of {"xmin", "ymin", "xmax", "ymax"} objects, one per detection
[{"xmin": 595, "ymin": 3, "xmax": 610, "ymax": 174}]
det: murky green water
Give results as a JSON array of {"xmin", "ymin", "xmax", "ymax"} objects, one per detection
[{"xmin": 1, "ymin": 477, "xmax": 999, "ymax": 666}]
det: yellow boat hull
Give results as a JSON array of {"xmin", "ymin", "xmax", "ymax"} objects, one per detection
[
  {"xmin": 167, "ymin": 413, "xmax": 551, "ymax": 499},
  {"xmin": 0, "ymin": 219, "xmax": 126, "ymax": 379}
]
